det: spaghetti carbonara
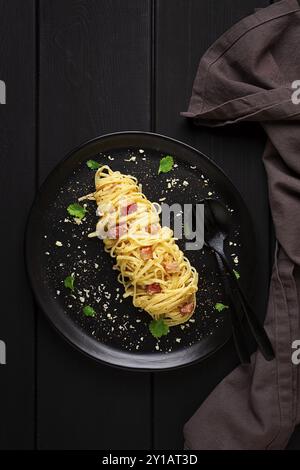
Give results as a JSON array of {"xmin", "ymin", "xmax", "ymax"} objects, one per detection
[{"xmin": 85, "ymin": 165, "xmax": 198, "ymax": 326}]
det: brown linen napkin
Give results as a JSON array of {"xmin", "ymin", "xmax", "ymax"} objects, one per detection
[{"xmin": 182, "ymin": 0, "xmax": 300, "ymax": 450}]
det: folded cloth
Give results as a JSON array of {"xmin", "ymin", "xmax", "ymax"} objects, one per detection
[{"xmin": 182, "ymin": 0, "xmax": 300, "ymax": 450}]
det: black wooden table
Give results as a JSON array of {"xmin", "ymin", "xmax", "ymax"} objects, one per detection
[{"xmin": 0, "ymin": 0, "xmax": 299, "ymax": 450}]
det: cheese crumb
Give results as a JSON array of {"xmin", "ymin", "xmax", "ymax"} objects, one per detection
[{"xmin": 124, "ymin": 156, "xmax": 136, "ymax": 162}]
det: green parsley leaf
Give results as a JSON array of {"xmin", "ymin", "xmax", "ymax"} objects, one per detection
[
  {"xmin": 149, "ymin": 318, "xmax": 169, "ymax": 338},
  {"xmin": 64, "ymin": 274, "xmax": 75, "ymax": 291},
  {"xmin": 215, "ymin": 302, "xmax": 229, "ymax": 312},
  {"xmin": 67, "ymin": 203, "xmax": 86, "ymax": 220},
  {"xmin": 158, "ymin": 155, "xmax": 174, "ymax": 174},
  {"xmin": 233, "ymin": 269, "xmax": 240, "ymax": 280},
  {"xmin": 83, "ymin": 305, "xmax": 96, "ymax": 317},
  {"xmin": 86, "ymin": 160, "xmax": 100, "ymax": 170}
]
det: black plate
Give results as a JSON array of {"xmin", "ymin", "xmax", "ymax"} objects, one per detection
[{"xmin": 26, "ymin": 131, "xmax": 255, "ymax": 371}]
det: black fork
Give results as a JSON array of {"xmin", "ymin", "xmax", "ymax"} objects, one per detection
[
  {"xmin": 194, "ymin": 199, "xmax": 274, "ymax": 362},
  {"xmin": 203, "ymin": 206, "xmax": 251, "ymax": 364}
]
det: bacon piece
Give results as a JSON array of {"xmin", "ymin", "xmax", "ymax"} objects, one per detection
[
  {"xmin": 140, "ymin": 246, "xmax": 153, "ymax": 260},
  {"xmin": 164, "ymin": 261, "xmax": 180, "ymax": 273},
  {"xmin": 180, "ymin": 302, "xmax": 194, "ymax": 315},
  {"xmin": 120, "ymin": 203, "xmax": 137, "ymax": 216},
  {"xmin": 107, "ymin": 223, "xmax": 127, "ymax": 239},
  {"xmin": 147, "ymin": 223, "xmax": 160, "ymax": 234},
  {"xmin": 146, "ymin": 283, "xmax": 162, "ymax": 294}
]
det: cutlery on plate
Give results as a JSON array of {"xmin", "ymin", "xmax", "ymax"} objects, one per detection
[{"xmin": 194, "ymin": 198, "xmax": 275, "ymax": 362}]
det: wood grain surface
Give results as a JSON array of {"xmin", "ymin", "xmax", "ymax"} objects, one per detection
[
  {"xmin": 1, "ymin": 0, "xmax": 299, "ymax": 450},
  {"xmin": 0, "ymin": 0, "xmax": 36, "ymax": 450}
]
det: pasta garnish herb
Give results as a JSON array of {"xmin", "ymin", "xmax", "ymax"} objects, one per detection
[
  {"xmin": 149, "ymin": 318, "xmax": 169, "ymax": 338},
  {"xmin": 233, "ymin": 269, "xmax": 240, "ymax": 280},
  {"xmin": 215, "ymin": 303, "xmax": 229, "ymax": 312},
  {"xmin": 64, "ymin": 274, "xmax": 75, "ymax": 291},
  {"xmin": 87, "ymin": 160, "xmax": 101, "ymax": 170},
  {"xmin": 67, "ymin": 203, "xmax": 86, "ymax": 220},
  {"xmin": 158, "ymin": 155, "xmax": 174, "ymax": 174},
  {"xmin": 83, "ymin": 305, "xmax": 96, "ymax": 317}
]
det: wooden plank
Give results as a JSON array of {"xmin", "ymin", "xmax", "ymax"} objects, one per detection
[
  {"xmin": 0, "ymin": 0, "xmax": 36, "ymax": 450},
  {"xmin": 154, "ymin": 0, "xmax": 272, "ymax": 449},
  {"xmin": 38, "ymin": 0, "xmax": 152, "ymax": 449}
]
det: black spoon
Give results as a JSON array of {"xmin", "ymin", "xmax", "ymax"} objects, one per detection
[{"xmin": 197, "ymin": 198, "xmax": 275, "ymax": 361}]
